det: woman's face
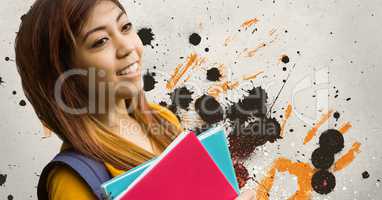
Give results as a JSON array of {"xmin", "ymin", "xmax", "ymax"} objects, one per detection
[{"xmin": 72, "ymin": 1, "xmax": 144, "ymax": 101}]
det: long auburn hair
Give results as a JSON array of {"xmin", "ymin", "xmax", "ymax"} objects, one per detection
[{"xmin": 15, "ymin": 0, "xmax": 182, "ymax": 170}]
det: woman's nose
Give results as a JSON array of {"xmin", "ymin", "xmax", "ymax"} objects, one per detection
[{"xmin": 115, "ymin": 35, "xmax": 135, "ymax": 59}]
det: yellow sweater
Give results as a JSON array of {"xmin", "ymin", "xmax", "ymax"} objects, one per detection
[{"xmin": 46, "ymin": 103, "xmax": 182, "ymax": 200}]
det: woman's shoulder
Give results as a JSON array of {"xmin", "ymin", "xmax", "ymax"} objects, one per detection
[{"xmin": 46, "ymin": 165, "xmax": 97, "ymax": 199}]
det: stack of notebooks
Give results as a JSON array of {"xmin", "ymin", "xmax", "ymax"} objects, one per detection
[{"xmin": 101, "ymin": 126, "xmax": 240, "ymax": 200}]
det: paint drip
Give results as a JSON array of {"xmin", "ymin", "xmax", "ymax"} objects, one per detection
[{"xmin": 143, "ymin": 70, "xmax": 157, "ymax": 91}]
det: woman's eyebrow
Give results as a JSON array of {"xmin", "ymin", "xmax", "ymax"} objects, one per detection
[{"xmin": 82, "ymin": 11, "xmax": 126, "ymax": 42}]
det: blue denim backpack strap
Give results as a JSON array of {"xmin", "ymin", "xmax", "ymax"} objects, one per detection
[{"xmin": 37, "ymin": 149, "xmax": 112, "ymax": 200}]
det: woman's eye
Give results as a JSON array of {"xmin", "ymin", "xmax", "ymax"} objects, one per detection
[
  {"xmin": 122, "ymin": 22, "xmax": 132, "ymax": 32},
  {"xmin": 91, "ymin": 38, "xmax": 108, "ymax": 48}
]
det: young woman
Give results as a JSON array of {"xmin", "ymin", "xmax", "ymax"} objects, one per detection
[{"xmin": 15, "ymin": 0, "xmax": 255, "ymax": 199}]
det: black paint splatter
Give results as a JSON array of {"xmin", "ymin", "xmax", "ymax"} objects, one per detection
[
  {"xmin": 362, "ymin": 171, "xmax": 370, "ymax": 179},
  {"xmin": 7, "ymin": 194, "xmax": 13, "ymax": 200},
  {"xmin": 312, "ymin": 170, "xmax": 336, "ymax": 194},
  {"xmin": 5, "ymin": 57, "xmax": 10, "ymax": 61},
  {"xmin": 311, "ymin": 148, "xmax": 335, "ymax": 169},
  {"xmin": 12, "ymin": 90, "xmax": 16, "ymax": 95},
  {"xmin": 319, "ymin": 129, "xmax": 344, "ymax": 154},
  {"xmin": 143, "ymin": 70, "xmax": 157, "ymax": 91},
  {"xmin": 194, "ymin": 94, "xmax": 224, "ymax": 124},
  {"xmin": 204, "ymin": 47, "xmax": 210, "ymax": 52},
  {"xmin": 168, "ymin": 86, "xmax": 194, "ymax": 111},
  {"xmin": 137, "ymin": 28, "xmax": 155, "ymax": 48},
  {"xmin": 346, "ymin": 97, "xmax": 352, "ymax": 101},
  {"xmin": 19, "ymin": 100, "xmax": 26, "ymax": 106},
  {"xmin": 333, "ymin": 112, "xmax": 340, "ymax": 121},
  {"xmin": 189, "ymin": 33, "xmax": 202, "ymax": 46},
  {"xmin": 226, "ymin": 87, "xmax": 268, "ymax": 122},
  {"xmin": 281, "ymin": 55, "xmax": 290, "ymax": 64},
  {"xmin": 159, "ymin": 101, "xmax": 167, "ymax": 107},
  {"xmin": 225, "ymin": 86, "xmax": 281, "ymax": 160},
  {"xmin": 0, "ymin": 77, "xmax": 4, "ymax": 85},
  {"xmin": 0, "ymin": 174, "xmax": 7, "ymax": 186},
  {"xmin": 190, "ymin": 124, "xmax": 213, "ymax": 136},
  {"xmin": 206, "ymin": 67, "xmax": 222, "ymax": 81}
]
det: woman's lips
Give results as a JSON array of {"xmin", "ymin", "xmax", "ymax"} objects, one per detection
[{"xmin": 116, "ymin": 62, "xmax": 140, "ymax": 79}]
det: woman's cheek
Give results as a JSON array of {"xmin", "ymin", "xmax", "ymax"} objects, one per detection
[{"xmin": 91, "ymin": 50, "xmax": 116, "ymax": 70}]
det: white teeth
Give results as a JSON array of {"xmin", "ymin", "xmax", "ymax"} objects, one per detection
[{"xmin": 119, "ymin": 63, "xmax": 138, "ymax": 75}]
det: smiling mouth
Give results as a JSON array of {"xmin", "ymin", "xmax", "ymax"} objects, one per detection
[{"xmin": 116, "ymin": 62, "xmax": 139, "ymax": 76}]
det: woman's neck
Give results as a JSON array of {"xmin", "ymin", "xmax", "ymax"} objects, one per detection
[{"xmin": 93, "ymin": 97, "xmax": 137, "ymax": 131}]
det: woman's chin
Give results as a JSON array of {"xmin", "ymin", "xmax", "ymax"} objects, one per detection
[{"xmin": 115, "ymin": 81, "xmax": 143, "ymax": 99}]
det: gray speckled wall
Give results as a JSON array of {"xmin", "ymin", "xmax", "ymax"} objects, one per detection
[{"xmin": 1, "ymin": 0, "xmax": 381, "ymax": 199}]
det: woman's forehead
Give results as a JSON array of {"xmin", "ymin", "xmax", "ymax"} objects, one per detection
[{"xmin": 81, "ymin": 1, "xmax": 126, "ymax": 33}]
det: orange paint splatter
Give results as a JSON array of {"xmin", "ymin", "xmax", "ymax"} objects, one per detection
[
  {"xmin": 269, "ymin": 28, "xmax": 277, "ymax": 36},
  {"xmin": 241, "ymin": 18, "xmax": 259, "ymax": 29},
  {"xmin": 334, "ymin": 142, "xmax": 361, "ymax": 172},
  {"xmin": 166, "ymin": 53, "xmax": 198, "ymax": 90},
  {"xmin": 280, "ymin": 103, "xmax": 293, "ymax": 138},
  {"xmin": 242, "ymin": 70, "xmax": 264, "ymax": 80},
  {"xmin": 224, "ymin": 36, "xmax": 234, "ymax": 47},
  {"xmin": 208, "ymin": 69, "xmax": 264, "ymax": 97},
  {"xmin": 339, "ymin": 122, "xmax": 352, "ymax": 134},
  {"xmin": 217, "ymin": 63, "xmax": 225, "ymax": 70},
  {"xmin": 256, "ymin": 157, "xmax": 315, "ymax": 200},
  {"xmin": 222, "ymin": 81, "xmax": 239, "ymax": 90},
  {"xmin": 242, "ymin": 43, "xmax": 267, "ymax": 57},
  {"xmin": 208, "ymin": 81, "xmax": 240, "ymax": 97},
  {"xmin": 303, "ymin": 110, "xmax": 333, "ymax": 144}
]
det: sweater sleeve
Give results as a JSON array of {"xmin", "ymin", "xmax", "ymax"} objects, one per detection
[
  {"xmin": 46, "ymin": 103, "xmax": 182, "ymax": 200},
  {"xmin": 46, "ymin": 166, "xmax": 97, "ymax": 200}
]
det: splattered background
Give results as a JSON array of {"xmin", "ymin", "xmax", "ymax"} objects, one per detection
[{"xmin": 0, "ymin": 0, "xmax": 381, "ymax": 199}]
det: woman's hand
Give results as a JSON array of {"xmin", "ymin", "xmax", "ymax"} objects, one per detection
[{"xmin": 234, "ymin": 189, "xmax": 256, "ymax": 200}]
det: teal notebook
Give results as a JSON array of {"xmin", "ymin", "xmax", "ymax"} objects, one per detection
[{"xmin": 101, "ymin": 126, "xmax": 240, "ymax": 199}]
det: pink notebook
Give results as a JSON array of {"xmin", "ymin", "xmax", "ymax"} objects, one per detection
[{"xmin": 116, "ymin": 131, "xmax": 238, "ymax": 200}]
